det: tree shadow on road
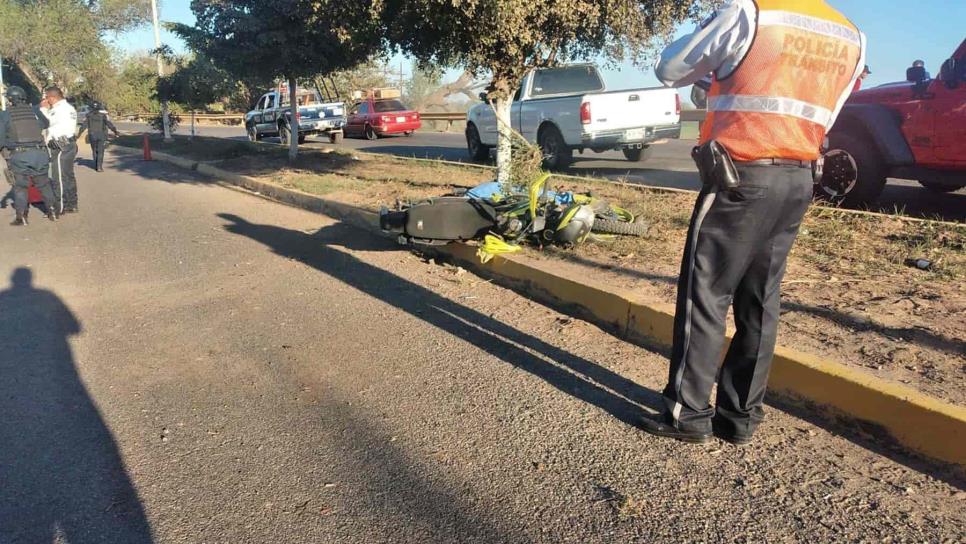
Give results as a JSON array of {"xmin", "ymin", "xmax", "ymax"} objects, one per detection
[
  {"xmin": 0, "ymin": 268, "xmax": 154, "ymax": 543},
  {"xmin": 216, "ymin": 214, "xmax": 663, "ymax": 429},
  {"xmin": 218, "ymin": 216, "xmax": 966, "ymax": 487}
]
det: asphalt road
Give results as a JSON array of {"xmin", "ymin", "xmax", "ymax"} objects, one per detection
[
  {"xmin": 0, "ymin": 150, "xmax": 962, "ymax": 542},
  {"xmin": 118, "ymin": 121, "xmax": 966, "ymax": 222}
]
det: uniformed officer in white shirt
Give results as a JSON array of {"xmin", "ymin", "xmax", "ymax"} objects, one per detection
[
  {"xmin": 40, "ymin": 86, "xmax": 79, "ymax": 214},
  {"xmin": 638, "ymin": 0, "xmax": 865, "ymax": 445}
]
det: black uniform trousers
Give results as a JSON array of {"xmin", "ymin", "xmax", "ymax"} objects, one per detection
[
  {"xmin": 11, "ymin": 170, "xmax": 56, "ymax": 214},
  {"xmin": 49, "ymin": 141, "xmax": 78, "ymax": 212},
  {"xmin": 91, "ymin": 139, "xmax": 107, "ymax": 171},
  {"xmin": 662, "ymin": 164, "xmax": 813, "ymax": 437}
]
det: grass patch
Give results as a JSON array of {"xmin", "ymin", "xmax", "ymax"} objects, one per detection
[
  {"xmin": 114, "ymin": 134, "xmax": 286, "ymax": 162},
  {"xmin": 273, "ymin": 172, "xmax": 369, "ymax": 196},
  {"xmin": 113, "ymin": 133, "xmax": 964, "ymax": 284}
]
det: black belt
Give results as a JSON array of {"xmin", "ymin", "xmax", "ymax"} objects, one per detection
[
  {"xmin": 11, "ymin": 144, "xmax": 46, "ymax": 152},
  {"xmin": 735, "ymin": 158, "xmax": 812, "ymax": 168}
]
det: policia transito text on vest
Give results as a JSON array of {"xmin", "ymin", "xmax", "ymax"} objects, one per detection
[{"xmin": 638, "ymin": 0, "xmax": 865, "ymax": 445}]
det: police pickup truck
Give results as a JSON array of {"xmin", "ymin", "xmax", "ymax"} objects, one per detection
[
  {"xmin": 245, "ymin": 87, "xmax": 346, "ymax": 145},
  {"xmin": 466, "ymin": 64, "xmax": 681, "ymax": 169}
]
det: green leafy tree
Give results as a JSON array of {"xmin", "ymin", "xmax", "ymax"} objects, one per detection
[
  {"xmin": 173, "ymin": 0, "xmax": 383, "ymax": 160},
  {"xmin": 156, "ymin": 54, "xmax": 238, "ymax": 137},
  {"xmin": 328, "ymin": 59, "xmax": 393, "ymax": 104},
  {"xmin": 110, "ymin": 54, "xmax": 161, "ymax": 113},
  {"xmin": 404, "ymin": 61, "xmax": 443, "ymax": 110},
  {"xmin": 0, "ymin": 0, "xmax": 149, "ymax": 97},
  {"xmin": 88, "ymin": 0, "xmax": 152, "ymax": 33},
  {"xmin": 383, "ymin": 0, "xmax": 700, "ymax": 184}
]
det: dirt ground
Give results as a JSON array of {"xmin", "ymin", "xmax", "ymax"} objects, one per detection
[{"xmin": 117, "ymin": 136, "xmax": 966, "ymax": 406}]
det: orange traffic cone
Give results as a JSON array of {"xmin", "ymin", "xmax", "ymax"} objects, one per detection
[{"xmin": 142, "ymin": 134, "xmax": 153, "ymax": 161}]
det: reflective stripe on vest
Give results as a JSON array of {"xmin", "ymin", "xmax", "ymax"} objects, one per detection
[{"xmin": 701, "ymin": 0, "xmax": 862, "ymax": 162}]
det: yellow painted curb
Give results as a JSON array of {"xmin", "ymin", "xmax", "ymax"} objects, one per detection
[{"xmin": 111, "ymin": 145, "xmax": 966, "ymax": 468}]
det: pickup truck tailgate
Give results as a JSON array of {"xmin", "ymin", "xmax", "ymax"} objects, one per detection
[
  {"xmin": 582, "ymin": 87, "xmax": 679, "ymax": 135},
  {"xmin": 300, "ymin": 101, "xmax": 345, "ymax": 120}
]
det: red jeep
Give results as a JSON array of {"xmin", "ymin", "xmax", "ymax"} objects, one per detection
[{"xmin": 818, "ymin": 39, "xmax": 966, "ymax": 207}]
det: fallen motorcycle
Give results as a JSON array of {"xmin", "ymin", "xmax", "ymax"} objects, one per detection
[{"xmin": 380, "ymin": 175, "xmax": 649, "ymax": 260}]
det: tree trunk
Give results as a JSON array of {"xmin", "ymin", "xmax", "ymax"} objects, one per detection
[
  {"xmin": 191, "ymin": 111, "xmax": 196, "ymax": 140},
  {"xmin": 12, "ymin": 60, "xmax": 44, "ymax": 95},
  {"xmin": 493, "ymin": 97, "xmax": 512, "ymax": 186},
  {"xmin": 288, "ymin": 76, "xmax": 298, "ymax": 162}
]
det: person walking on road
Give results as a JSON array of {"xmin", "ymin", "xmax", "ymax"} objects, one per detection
[
  {"xmin": 638, "ymin": 0, "xmax": 865, "ymax": 445},
  {"xmin": 40, "ymin": 87, "xmax": 79, "ymax": 214},
  {"xmin": 84, "ymin": 102, "xmax": 119, "ymax": 172},
  {"xmin": 0, "ymin": 86, "xmax": 58, "ymax": 226}
]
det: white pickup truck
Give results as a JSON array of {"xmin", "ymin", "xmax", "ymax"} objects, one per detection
[{"xmin": 466, "ymin": 64, "xmax": 681, "ymax": 169}]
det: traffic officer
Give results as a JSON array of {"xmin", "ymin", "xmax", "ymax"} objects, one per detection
[
  {"xmin": 40, "ymin": 86, "xmax": 79, "ymax": 214},
  {"xmin": 0, "ymin": 86, "xmax": 58, "ymax": 226},
  {"xmin": 84, "ymin": 101, "xmax": 119, "ymax": 172},
  {"xmin": 639, "ymin": 0, "xmax": 865, "ymax": 444}
]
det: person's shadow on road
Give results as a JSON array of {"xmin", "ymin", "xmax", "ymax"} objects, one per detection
[
  {"xmin": 217, "ymin": 214, "xmax": 662, "ymax": 427},
  {"xmin": 0, "ymin": 268, "xmax": 153, "ymax": 543}
]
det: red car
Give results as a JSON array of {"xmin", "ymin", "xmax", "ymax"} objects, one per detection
[
  {"xmin": 345, "ymin": 94, "xmax": 421, "ymax": 140},
  {"xmin": 818, "ymin": 39, "xmax": 966, "ymax": 206}
]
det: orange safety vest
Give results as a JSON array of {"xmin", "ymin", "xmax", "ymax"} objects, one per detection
[{"xmin": 700, "ymin": 0, "xmax": 863, "ymax": 161}]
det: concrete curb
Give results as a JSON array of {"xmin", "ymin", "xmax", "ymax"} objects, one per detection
[{"xmin": 110, "ymin": 146, "xmax": 966, "ymax": 468}]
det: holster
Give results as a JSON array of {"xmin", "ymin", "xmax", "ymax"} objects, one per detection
[
  {"xmin": 48, "ymin": 136, "xmax": 73, "ymax": 151},
  {"xmin": 692, "ymin": 140, "xmax": 740, "ymax": 191}
]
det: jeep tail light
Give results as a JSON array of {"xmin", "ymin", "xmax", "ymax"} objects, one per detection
[
  {"xmin": 675, "ymin": 93, "xmax": 681, "ymax": 116},
  {"xmin": 580, "ymin": 102, "xmax": 591, "ymax": 125}
]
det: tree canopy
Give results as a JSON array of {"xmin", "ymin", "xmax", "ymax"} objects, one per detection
[
  {"xmin": 0, "ymin": 0, "xmax": 150, "ymax": 98},
  {"xmin": 172, "ymin": 0, "xmax": 384, "ymax": 159},
  {"xmin": 382, "ymin": 0, "xmax": 703, "ymax": 183}
]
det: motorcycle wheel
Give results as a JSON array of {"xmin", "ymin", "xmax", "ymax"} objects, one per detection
[{"xmin": 591, "ymin": 218, "xmax": 650, "ymax": 237}]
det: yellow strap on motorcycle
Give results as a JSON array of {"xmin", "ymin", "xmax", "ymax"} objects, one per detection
[
  {"xmin": 610, "ymin": 205, "xmax": 634, "ymax": 223},
  {"xmin": 476, "ymin": 234, "xmax": 522, "ymax": 264},
  {"xmin": 528, "ymin": 172, "xmax": 551, "ymax": 221}
]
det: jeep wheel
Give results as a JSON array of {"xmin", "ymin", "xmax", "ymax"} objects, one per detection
[
  {"xmin": 818, "ymin": 132, "xmax": 887, "ymax": 208},
  {"xmin": 538, "ymin": 125, "xmax": 572, "ymax": 170},
  {"xmin": 246, "ymin": 124, "xmax": 261, "ymax": 142},
  {"xmin": 364, "ymin": 125, "xmax": 378, "ymax": 141},
  {"xmin": 297, "ymin": 132, "xmax": 306, "ymax": 145},
  {"xmin": 918, "ymin": 180, "xmax": 962, "ymax": 194},
  {"xmin": 466, "ymin": 123, "xmax": 491, "ymax": 161}
]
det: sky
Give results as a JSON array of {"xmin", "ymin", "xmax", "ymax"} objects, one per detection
[{"xmin": 113, "ymin": 0, "xmax": 965, "ymax": 97}]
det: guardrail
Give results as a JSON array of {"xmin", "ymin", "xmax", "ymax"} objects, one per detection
[{"xmin": 121, "ymin": 109, "xmax": 707, "ymax": 130}]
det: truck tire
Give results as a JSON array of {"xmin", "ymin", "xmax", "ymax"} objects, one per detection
[
  {"xmin": 820, "ymin": 131, "xmax": 887, "ymax": 208},
  {"xmin": 592, "ymin": 218, "xmax": 650, "ymax": 237},
  {"xmin": 622, "ymin": 146, "xmax": 653, "ymax": 162},
  {"xmin": 918, "ymin": 180, "xmax": 962, "ymax": 194},
  {"xmin": 246, "ymin": 124, "xmax": 261, "ymax": 142},
  {"xmin": 466, "ymin": 123, "xmax": 491, "ymax": 161},
  {"xmin": 297, "ymin": 132, "xmax": 306, "ymax": 144},
  {"xmin": 365, "ymin": 125, "xmax": 378, "ymax": 140},
  {"xmin": 329, "ymin": 131, "xmax": 344, "ymax": 144},
  {"xmin": 538, "ymin": 125, "xmax": 572, "ymax": 170}
]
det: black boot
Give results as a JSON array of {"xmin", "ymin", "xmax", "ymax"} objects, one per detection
[
  {"xmin": 638, "ymin": 412, "xmax": 712, "ymax": 444},
  {"xmin": 11, "ymin": 210, "xmax": 27, "ymax": 226}
]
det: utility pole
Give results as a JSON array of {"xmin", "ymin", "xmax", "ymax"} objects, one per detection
[
  {"xmin": 151, "ymin": 0, "xmax": 172, "ymax": 141},
  {"xmin": 0, "ymin": 57, "xmax": 6, "ymax": 110}
]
